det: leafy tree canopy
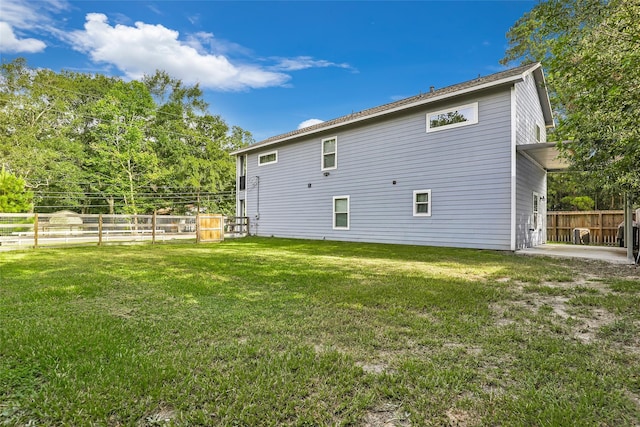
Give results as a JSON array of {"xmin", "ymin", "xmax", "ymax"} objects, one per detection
[
  {"xmin": 0, "ymin": 59, "xmax": 252, "ymax": 215},
  {"xmin": 0, "ymin": 166, "xmax": 33, "ymax": 213},
  {"xmin": 503, "ymin": 0, "xmax": 640, "ymax": 202}
]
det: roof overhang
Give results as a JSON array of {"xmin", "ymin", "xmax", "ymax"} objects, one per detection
[
  {"xmin": 531, "ymin": 66, "xmax": 554, "ymax": 128},
  {"xmin": 232, "ymin": 63, "xmax": 548, "ymax": 156},
  {"xmin": 516, "ymin": 142, "xmax": 570, "ymax": 172}
]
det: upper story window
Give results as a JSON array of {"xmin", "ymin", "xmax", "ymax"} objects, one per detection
[
  {"xmin": 535, "ymin": 124, "xmax": 542, "ymax": 142},
  {"xmin": 322, "ymin": 137, "xmax": 337, "ymax": 170},
  {"xmin": 413, "ymin": 189, "xmax": 432, "ymax": 217},
  {"xmin": 426, "ymin": 102, "xmax": 478, "ymax": 133},
  {"xmin": 258, "ymin": 150, "xmax": 277, "ymax": 166},
  {"xmin": 239, "ymin": 155, "xmax": 247, "ymax": 190}
]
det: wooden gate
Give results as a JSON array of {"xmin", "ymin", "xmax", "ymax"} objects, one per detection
[{"xmin": 197, "ymin": 215, "xmax": 224, "ymax": 243}]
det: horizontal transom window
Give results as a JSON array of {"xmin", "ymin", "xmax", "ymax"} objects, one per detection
[
  {"xmin": 258, "ymin": 151, "xmax": 278, "ymax": 166},
  {"xmin": 426, "ymin": 102, "xmax": 478, "ymax": 133}
]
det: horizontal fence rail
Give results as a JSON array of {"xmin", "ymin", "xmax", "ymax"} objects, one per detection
[
  {"xmin": 0, "ymin": 213, "xmax": 249, "ymax": 249},
  {"xmin": 547, "ymin": 210, "xmax": 624, "ymax": 246}
]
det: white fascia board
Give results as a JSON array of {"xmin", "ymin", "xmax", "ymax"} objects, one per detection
[{"xmin": 231, "ymin": 72, "xmax": 532, "ymax": 156}]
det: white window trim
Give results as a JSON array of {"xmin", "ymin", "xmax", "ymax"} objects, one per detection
[
  {"xmin": 426, "ymin": 102, "xmax": 478, "ymax": 133},
  {"xmin": 258, "ymin": 150, "xmax": 278, "ymax": 166},
  {"xmin": 321, "ymin": 136, "xmax": 338, "ymax": 171},
  {"xmin": 413, "ymin": 189, "xmax": 432, "ymax": 217},
  {"xmin": 533, "ymin": 191, "xmax": 541, "ymax": 230},
  {"xmin": 333, "ymin": 195, "xmax": 350, "ymax": 230}
]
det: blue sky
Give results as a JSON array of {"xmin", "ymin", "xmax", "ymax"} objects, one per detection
[{"xmin": 0, "ymin": 0, "xmax": 534, "ymax": 142}]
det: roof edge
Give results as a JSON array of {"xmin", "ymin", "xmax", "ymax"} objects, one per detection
[{"xmin": 232, "ymin": 63, "xmax": 545, "ymax": 155}]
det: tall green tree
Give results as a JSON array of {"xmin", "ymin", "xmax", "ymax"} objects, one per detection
[
  {"xmin": 144, "ymin": 71, "xmax": 251, "ymax": 214},
  {"xmin": 0, "ymin": 59, "xmax": 86, "ymax": 211},
  {"xmin": 503, "ymin": 0, "xmax": 640, "ymax": 202},
  {"xmin": 85, "ymin": 80, "xmax": 160, "ymax": 214},
  {"xmin": 0, "ymin": 59, "xmax": 122, "ymax": 212}
]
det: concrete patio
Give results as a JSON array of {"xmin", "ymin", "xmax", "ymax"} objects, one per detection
[{"xmin": 517, "ymin": 243, "xmax": 637, "ymax": 265}]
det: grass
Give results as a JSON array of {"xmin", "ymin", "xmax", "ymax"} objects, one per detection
[{"xmin": 1, "ymin": 237, "xmax": 639, "ymax": 426}]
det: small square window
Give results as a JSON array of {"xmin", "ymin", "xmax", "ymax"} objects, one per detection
[{"xmin": 413, "ymin": 190, "xmax": 432, "ymax": 217}]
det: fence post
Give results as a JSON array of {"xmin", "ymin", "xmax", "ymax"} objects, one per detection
[
  {"xmin": 196, "ymin": 214, "xmax": 200, "ymax": 244},
  {"xmin": 152, "ymin": 211, "xmax": 157, "ymax": 244},
  {"xmin": 598, "ymin": 211, "xmax": 603, "ymax": 245},
  {"xmin": 98, "ymin": 214, "xmax": 103, "ymax": 246},
  {"xmin": 33, "ymin": 213, "xmax": 39, "ymax": 248}
]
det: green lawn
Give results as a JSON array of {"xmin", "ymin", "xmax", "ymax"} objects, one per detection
[{"xmin": 1, "ymin": 237, "xmax": 639, "ymax": 426}]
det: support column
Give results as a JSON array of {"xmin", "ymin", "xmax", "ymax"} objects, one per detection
[{"xmin": 625, "ymin": 193, "xmax": 634, "ymax": 264}]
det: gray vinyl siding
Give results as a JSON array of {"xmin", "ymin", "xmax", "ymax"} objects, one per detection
[
  {"xmin": 515, "ymin": 153, "xmax": 546, "ymax": 248},
  {"xmin": 513, "ymin": 70, "xmax": 549, "ymax": 248},
  {"xmin": 515, "ymin": 72, "xmax": 547, "ymax": 145},
  {"xmin": 242, "ymin": 89, "xmax": 514, "ymax": 250}
]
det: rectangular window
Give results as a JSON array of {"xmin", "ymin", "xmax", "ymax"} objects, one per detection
[
  {"xmin": 533, "ymin": 191, "xmax": 540, "ymax": 230},
  {"xmin": 333, "ymin": 196, "xmax": 349, "ymax": 230},
  {"xmin": 413, "ymin": 190, "xmax": 432, "ymax": 217},
  {"xmin": 426, "ymin": 102, "xmax": 478, "ymax": 133},
  {"xmin": 535, "ymin": 124, "xmax": 541, "ymax": 142},
  {"xmin": 322, "ymin": 137, "xmax": 337, "ymax": 170},
  {"xmin": 239, "ymin": 155, "xmax": 247, "ymax": 190},
  {"xmin": 258, "ymin": 150, "xmax": 277, "ymax": 166}
]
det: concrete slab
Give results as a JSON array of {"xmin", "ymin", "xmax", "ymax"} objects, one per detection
[{"xmin": 517, "ymin": 244, "xmax": 635, "ymax": 265}]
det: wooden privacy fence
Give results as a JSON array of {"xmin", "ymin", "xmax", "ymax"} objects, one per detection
[
  {"xmin": 0, "ymin": 213, "xmax": 249, "ymax": 249},
  {"xmin": 547, "ymin": 210, "xmax": 623, "ymax": 245},
  {"xmin": 197, "ymin": 215, "xmax": 224, "ymax": 242}
]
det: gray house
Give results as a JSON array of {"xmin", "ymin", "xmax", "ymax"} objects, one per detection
[{"xmin": 233, "ymin": 63, "xmax": 566, "ymax": 250}]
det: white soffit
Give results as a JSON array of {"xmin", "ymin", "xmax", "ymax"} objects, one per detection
[{"xmin": 516, "ymin": 142, "xmax": 571, "ymax": 172}]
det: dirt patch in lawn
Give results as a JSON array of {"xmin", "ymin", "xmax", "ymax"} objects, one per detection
[{"xmin": 363, "ymin": 402, "xmax": 410, "ymax": 426}]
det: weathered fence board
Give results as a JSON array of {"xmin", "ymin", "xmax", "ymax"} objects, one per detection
[{"xmin": 547, "ymin": 210, "xmax": 623, "ymax": 246}]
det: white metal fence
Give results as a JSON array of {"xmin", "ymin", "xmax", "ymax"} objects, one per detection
[{"xmin": 0, "ymin": 213, "xmax": 248, "ymax": 249}]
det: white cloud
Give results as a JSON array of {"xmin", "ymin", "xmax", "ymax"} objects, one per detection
[
  {"xmin": 273, "ymin": 56, "xmax": 355, "ymax": 72},
  {"xmin": 2, "ymin": 1, "xmax": 355, "ymax": 92},
  {"xmin": 67, "ymin": 13, "xmax": 290, "ymax": 91},
  {"xmin": 0, "ymin": 0, "xmax": 69, "ymax": 53},
  {"xmin": 1, "ymin": 0, "xmax": 65, "ymax": 28},
  {"xmin": 298, "ymin": 118, "xmax": 324, "ymax": 129},
  {"xmin": 0, "ymin": 21, "xmax": 47, "ymax": 53}
]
